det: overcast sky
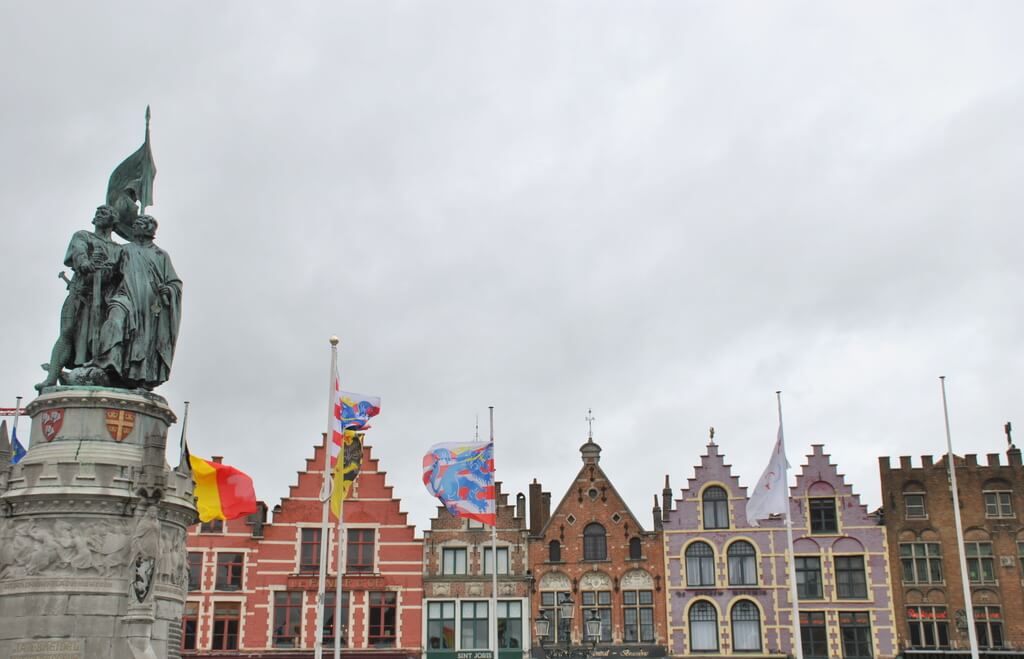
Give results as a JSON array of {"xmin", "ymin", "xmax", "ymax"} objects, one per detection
[{"xmin": 2, "ymin": 3, "xmax": 1021, "ymax": 533}]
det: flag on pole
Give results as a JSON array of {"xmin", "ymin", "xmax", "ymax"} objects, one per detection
[
  {"xmin": 330, "ymin": 431, "xmax": 363, "ymax": 518},
  {"xmin": 10, "ymin": 426, "xmax": 26, "ymax": 464},
  {"xmin": 336, "ymin": 390, "xmax": 381, "ymax": 432},
  {"xmin": 422, "ymin": 441, "xmax": 496, "ymax": 526},
  {"xmin": 745, "ymin": 424, "xmax": 790, "ymax": 527},
  {"xmin": 188, "ymin": 449, "xmax": 258, "ymax": 522}
]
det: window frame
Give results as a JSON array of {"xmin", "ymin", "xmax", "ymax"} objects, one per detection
[
  {"xmin": 800, "ymin": 611, "xmax": 828, "ymax": 659},
  {"xmin": 688, "ymin": 600, "xmax": 719, "ymax": 652},
  {"xmin": 903, "ymin": 493, "xmax": 927, "ymax": 519},
  {"xmin": 540, "ymin": 591, "xmax": 572, "ymax": 643},
  {"xmin": 324, "ymin": 590, "xmax": 350, "ymax": 647},
  {"xmin": 835, "ymin": 555, "xmax": 868, "ymax": 599},
  {"xmin": 622, "ymin": 590, "xmax": 655, "ymax": 643},
  {"xmin": 581, "ymin": 590, "xmax": 613, "ymax": 642},
  {"xmin": 975, "ymin": 606, "xmax": 1004, "ymax": 649},
  {"xmin": 461, "ymin": 600, "xmax": 490, "ymax": 649},
  {"xmin": 483, "ymin": 546, "xmax": 511, "ymax": 575},
  {"xmin": 300, "ymin": 528, "xmax": 323, "ymax": 574},
  {"xmin": 727, "ymin": 541, "xmax": 757, "ymax": 586},
  {"xmin": 212, "ymin": 601, "xmax": 241, "ymax": 650},
  {"xmin": 583, "ymin": 523, "xmax": 608, "ymax": 561},
  {"xmin": 983, "ymin": 490, "xmax": 1014, "ymax": 518},
  {"xmin": 839, "ymin": 611, "xmax": 873, "ymax": 659},
  {"xmin": 442, "ymin": 546, "xmax": 468, "ymax": 575},
  {"xmin": 548, "ymin": 540, "xmax": 561, "ymax": 563},
  {"xmin": 347, "ymin": 527, "xmax": 376, "ymax": 574},
  {"xmin": 272, "ymin": 591, "xmax": 303, "ymax": 648},
  {"xmin": 900, "ymin": 542, "xmax": 943, "ymax": 584},
  {"xmin": 215, "ymin": 552, "xmax": 244, "ymax": 591},
  {"xmin": 907, "ymin": 606, "xmax": 950, "ymax": 649},
  {"xmin": 187, "ymin": 552, "xmax": 203, "ymax": 592},
  {"xmin": 628, "ymin": 537, "xmax": 643, "ymax": 561},
  {"xmin": 795, "ymin": 556, "xmax": 823, "ymax": 600},
  {"xmin": 730, "ymin": 600, "xmax": 762, "ymax": 652},
  {"xmin": 809, "ymin": 497, "xmax": 838, "ymax": 534},
  {"xmin": 182, "ymin": 601, "xmax": 199, "ymax": 651},
  {"xmin": 497, "ymin": 600, "xmax": 523, "ymax": 649},
  {"xmin": 685, "ymin": 541, "xmax": 716, "ymax": 588},
  {"xmin": 965, "ymin": 542, "xmax": 996, "ymax": 585},
  {"xmin": 702, "ymin": 486, "xmax": 729, "ymax": 530},
  {"xmin": 427, "ymin": 600, "xmax": 456, "ymax": 650},
  {"xmin": 368, "ymin": 591, "xmax": 398, "ymax": 647}
]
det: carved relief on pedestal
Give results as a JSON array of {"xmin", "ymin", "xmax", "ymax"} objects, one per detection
[{"xmin": 0, "ymin": 517, "xmax": 131, "ymax": 580}]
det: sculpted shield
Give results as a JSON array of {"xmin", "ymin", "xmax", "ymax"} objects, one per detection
[
  {"xmin": 105, "ymin": 409, "xmax": 136, "ymax": 442},
  {"xmin": 41, "ymin": 409, "xmax": 65, "ymax": 442}
]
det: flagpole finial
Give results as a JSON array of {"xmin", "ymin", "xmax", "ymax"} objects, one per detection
[{"xmin": 329, "ymin": 336, "xmax": 339, "ymax": 346}]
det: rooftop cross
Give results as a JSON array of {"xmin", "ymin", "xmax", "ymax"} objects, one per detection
[{"xmin": 585, "ymin": 409, "xmax": 595, "ymax": 440}]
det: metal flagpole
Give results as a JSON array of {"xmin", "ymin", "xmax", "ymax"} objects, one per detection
[
  {"xmin": 333, "ymin": 439, "xmax": 348, "ymax": 659},
  {"xmin": 489, "ymin": 406, "xmax": 499, "ymax": 659},
  {"xmin": 940, "ymin": 377, "xmax": 980, "ymax": 659},
  {"xmin": 777, "ymin": 392, "xmax": 804, "ymax": 659},
  {"xmin": 315, "ymin": 337, "xmax": 340, "ymax": 659},
  {"xmin": 11, "ymin": 396, "xmax": 22, "ymax": 442}
]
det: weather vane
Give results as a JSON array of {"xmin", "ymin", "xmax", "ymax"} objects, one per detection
[
  {"xmin": 709, "ymin": 426, "xmax": 715, "ymax": 440},
  {"xmin": 586, "ymin": 409, "xmax": 595, "ymax": 440}
]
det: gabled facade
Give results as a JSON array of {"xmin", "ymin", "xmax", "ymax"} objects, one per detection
[
  {"xmin": 526, "ymin": 438, "xmax": 668, "ymax": 658},
  {"xmin": 664, "ymin": 440, "xmax": 895, "ymax": 659},
  {"xmin": 183, "ymin": 441, "xmax": 423, "ymax": 658},
  {"xmin": 422, "ymin": 483, "xmax": 532, "ymax": 659},
  {"xmin": 880, "ymin": 444, "xmax": 1024, "ymax": 657}
]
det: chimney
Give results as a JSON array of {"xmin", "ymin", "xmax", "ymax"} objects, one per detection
[
  {"xmin": 662, "ymin": 475, "xmax": 672, "ymax": 521},
  {"xmin": 516, "ymin": 493, "xmax": 526, "ymax": 523},
  {"xmin": 541, "ymin": 492, "xmax": 551, "ymax": 528},
  {"xmin": 652, "ymin": 494, "xmax": 663, "ymax": 531},
  {"xmin": 529, "ymin": 480, "xmax": 544, "ymax": 534},
  {"xmin": 212, "ymin": 456, "xmax": 224, "ymax": 464}
]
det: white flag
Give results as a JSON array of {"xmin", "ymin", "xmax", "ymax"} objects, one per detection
[{"xmin": 745, "ymin": 424, "xmax": 790, "ymax": 527}]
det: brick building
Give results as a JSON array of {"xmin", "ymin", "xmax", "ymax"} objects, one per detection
[
  {"xmin": 663, "ymin": 439, "xmax": 896, "ymax": 659},
  {"xmin": 183, "ymin": 440, "xmax": 423, "ymax": 658},
  {"xmin": 526, "ymin": 437, "xmax": 668, "ymax": 658},
  {"xmin": 422, "ymin": 483, "xmax": 532, "ymax": 659},
  {"xmin": 879, "ymin": 441, "xmax": 1024, "ymax": 657}
]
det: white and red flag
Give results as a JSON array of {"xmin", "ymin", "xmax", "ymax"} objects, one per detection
[{"xmin": 745, "ymin": 424, "xmax": 790, "ymax": 527}]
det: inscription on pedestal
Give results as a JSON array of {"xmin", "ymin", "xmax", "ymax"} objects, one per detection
[{"xmin": 12, "ymin": 638, "xmax": 83, "ymax": 659}]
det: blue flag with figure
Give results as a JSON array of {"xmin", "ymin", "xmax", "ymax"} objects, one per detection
[
  {"xmin": 11, "ymin": 427, "xmax": 26, "ymax": 464},
  {"xmin": 422, "ymin": 441, "xmax": 496, "ymax": 526}
]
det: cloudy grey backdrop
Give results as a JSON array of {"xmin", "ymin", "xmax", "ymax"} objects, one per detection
[{"xmin": 2, "ymin": 2, "xmax": 1021, "ymax": 531}]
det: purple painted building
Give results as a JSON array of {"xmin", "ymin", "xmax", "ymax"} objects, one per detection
[{"xmin": 662, "ymin": 440, "xmax": 896, "ymax": 658}]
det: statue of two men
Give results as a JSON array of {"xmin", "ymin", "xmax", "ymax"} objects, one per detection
[{"xmin": 36, "ymin": 209, "xmax": 181, "ymax": 392}]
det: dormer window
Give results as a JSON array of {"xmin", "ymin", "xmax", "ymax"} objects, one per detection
[{"xmin": 702, "ymin": 486, "xmax": 729, "ymax": 530}]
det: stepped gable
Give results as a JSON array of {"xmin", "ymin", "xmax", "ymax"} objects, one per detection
[
  {"xmin": 669, "ymin": 439, "xmax": 752, "ymax": 528},
  {"xmin": 790, "ymin": 443, "xmax": 872, "ymax": 525}
]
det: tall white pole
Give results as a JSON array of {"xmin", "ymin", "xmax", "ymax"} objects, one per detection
[
  {"xmin": 940, "ymin": 377, "xmax": 980, "ymax": 659},
  {"xmin": 314, "ymin": 337, "xmax": 340, "ymax": 659},
  {"xmin": 333, "ymin": 438, "xmax": 349, "ymax": 659},
  {"xmin": 11, "ymin": 396, "xmax": 22, "ymax": 446},
  {"xmin": 777, "ymin": 392, "xmax": 803, "ymax": 659},
  {"xmin": 489, "ymin": 407, "xmax": 499, "ymax": 659}
]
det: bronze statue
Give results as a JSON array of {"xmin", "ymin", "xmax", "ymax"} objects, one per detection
[{"xmin": 36, "ymin": 109, "xmax": 180, "ymax": 392}]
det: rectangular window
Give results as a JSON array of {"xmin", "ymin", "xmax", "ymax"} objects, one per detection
[
  {"xmin": 801, "ymin": 612, "xmax": 828, "ymax": 659},
  {"xmin": 427, "ymin": 601, "xmax": 456, "ymax": 649},
  {"xmin": 796, "ymin": 556, "xmax": 823, "ymax": 599},
  {"xmin": 975, "ymin": 606, "xmax": 1003, "ymax": 648},
  {"xmin": 212, "ymin": 601, "xmax": 240, "ymax": 650},
  {"xmin": 623, "ymin": 590, "xmax": 655, "ymax": 643},
  {"xmin": 966, "ymin": 542, "xmax": 996, "ymax": 584},
  {"xmin": 467, "ymin": 518, "xmax": 485, "ymax": 529},
  {"xmin": 461, "ymin": 601, "xmax": 489, "ymax": 649},
  {"xmin": 369, "ymin": 591, "xmax": 397, "ymax": 647},
  {"xmin": 840, "ymin": 612, "xmax": 872, "ymax": 658},
  {"xmin": 347, "ymin": 528, "xmax": 375, "ymax": 574},
  {"xmin": 215, "ymin": 552, "xmax": 244, "ymax": 591},
  {"xmin": 581, "ymin": 590, "xmax": 613, "ymax": 642},
  {"xmin": 300, "ymin": 528, "xmax": 322, "ymax": 573},
  {"xmin": 484, "ymin": 546, "xmax": 510, "ymax": 575},
  {"xmin": 809, "ymin": 498, "xmax": 838, "ymax": 534},
  {"xmin": 182, "ymin": 602, "xmax": 199, "ymax": 650},
  {"xmin": 200, "ymin": 519, "xmax": 223, "ymax": 534},
  {"xmin": 187, "ymin": 552, "xmax": 203, "ymax": 591},
  {"xmin": 907, "ymin": 606, "xmax": 949, "ymax": 648},
  {"xmin": 498, "ymin": 600, "xmax": 523, "ymax": 649},
  {"xmin": 984, "ymin": 491, "xmax": 1014, "ymax": 518},
  {"xmin": 835, "ymin": 556, "xmax": 868, "ymax": 599},
  {"xmin": 273, "ymin": 591, "xmax": 303, "ymax": 647},
  {"xmin": 442, "ymin": 547, "xmax": 468, "ymax": 575},
  {"xmin": 900, "ymin": 543, "xmax": 942, "ymax": 584},
  {"xmin": 324, "ymin": 591, "xmax": 350, "ymax": 647},
  {"xmin": 904, "ymin": 494, "xmax": 927, "ymax": 519},
  {"xmin": 541, "ymin": 591, "xmax": 571, "ymax": 643}
]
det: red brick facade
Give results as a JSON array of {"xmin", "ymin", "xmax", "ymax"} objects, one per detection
[
  {"xmin": 183, "ymin": 440, "xmax": 423, "ymax": 658},
  {"xmin": 880, "ymin": 446, "xmax": 1024, "ymax": 657},
  {"xmin": 526, "ymin": 439, "xmax": 668, "ymax": 656}
]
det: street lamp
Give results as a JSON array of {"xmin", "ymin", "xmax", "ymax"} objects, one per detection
[{"xmin": 534, "ymin": 596, "xmax": 601, "ymax": 659}]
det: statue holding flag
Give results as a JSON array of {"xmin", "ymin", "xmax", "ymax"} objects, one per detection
[{"xmin": 35, "ymin": 107, "xmax": 181, "ymax": 392}]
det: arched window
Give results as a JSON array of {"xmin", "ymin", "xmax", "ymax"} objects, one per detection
[
  {"xmin": 689, "ymin": 601, "xmax": 718, "ymax": 652},
  {"xmin": 727, "ymin": 541, "xmax": 757, "ymax": 586},
  {"xmin": 549, "ymin": 540, "xmax": 561, "ymax": 563},
  {"xmin": 584, "ymin": 523, "xmax": 607, "ymax": 561},
  {"xmin": 685, "ymin": 542, "xmax": 715, "ymax": 587},
  {"xmin": 703, "ymin": 486, "xmax": 729, "ymax": 529},
  {"xmin": 629, "ymin": 537, "xmax": 642, "ymax": 561},
  {"xmin": 731, "ymin": 601, "xmax": 761, "ymax": 651}
]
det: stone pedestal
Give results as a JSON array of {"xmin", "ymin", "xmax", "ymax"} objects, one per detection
[{"xmin": 0, "ymin": 387, "xmax": 197, "ymax": 659}]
